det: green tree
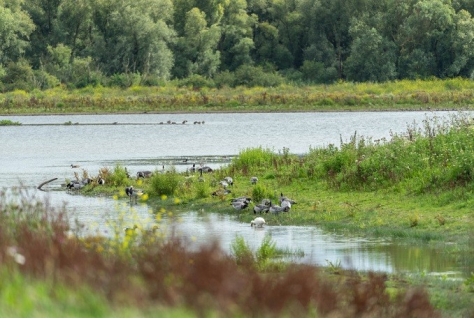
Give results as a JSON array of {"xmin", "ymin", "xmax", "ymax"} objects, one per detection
[
  {"xmin": 173, "ymin": 8, "xmax": 221, "ymax": 78},
  {"xmin": 345, "ymin": 18, "xmax": 397, "ymax": 82},
  {"xmin": 218, "ymin": 0, "xmax": 257, "ymax": 71},
  {"xmin": 0, "ymin": 1, "xmax": 35, "ymax": 64},
  {"xmin": 91, "ymin": 0, "xmax": 175, "ymax": 78}
]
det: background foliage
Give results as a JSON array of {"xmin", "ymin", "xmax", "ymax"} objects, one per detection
[{"xmin": 2, "ymin": 0, "xmax": 474, "ymax": 91}]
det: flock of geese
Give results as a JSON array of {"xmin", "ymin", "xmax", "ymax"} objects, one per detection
[{"xmin": 67, "ymin": 162, "xmax": 297, "ymax": 229}]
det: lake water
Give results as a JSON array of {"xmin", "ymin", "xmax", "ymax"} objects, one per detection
[{"xmin": 0, "ymin": 111, "xmax": 469, "ymax": 277}]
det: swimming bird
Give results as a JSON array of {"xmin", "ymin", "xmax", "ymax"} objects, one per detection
[
  {"xmin": 251, "ymin": 217, "xmax": 266, "ymax": 228},
  {"xmin": 137, "ymin": 171, "xmax": 153, "ymax": 178},
  {"xmin": 125, "ymin": 186, "xmax": 144, "ymax": 204},
  {"xmin": 250, "ymin": 176, "xmax": 258, "ymax": 185},
  {"xmin": 71, "ymin": 164, "xmax": 80, "ymax": 168}
]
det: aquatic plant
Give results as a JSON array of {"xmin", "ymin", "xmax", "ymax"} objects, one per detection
[{"xmin": 0, "ymin": 119, "xmax": 21, "ymax": 126}]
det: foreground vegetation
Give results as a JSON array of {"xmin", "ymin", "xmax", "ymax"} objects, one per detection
[
  {"xmin": 3, "ymin": 186, "xmax": 473, "ymax": 317},
  {"xmin": 1, "ymin": 78, "xmax": 474, "ymax": 115}
]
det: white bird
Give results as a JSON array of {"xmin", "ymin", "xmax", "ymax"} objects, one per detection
[
  {"xmin": 251, "ymin": 217, "xmax": 266, "ymax": 228},
  {"xmin": 223, "ymin": 176, "xmax": 233, "ymax": 186},
  {"xmin": 250, "ymin": 176, "xmax": 258, "ymax": 185},
  {"xmin": 125, "ymin": 186, "xmax": 144, "ymax": 204},
  {"xmin": 219, "ymin": 180, "xmax": 229, "ymax": 188}
]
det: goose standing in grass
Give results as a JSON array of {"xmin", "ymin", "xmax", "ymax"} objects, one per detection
[
  {"xmin": 251, "ymin": 217, "xmax": 266, "ymax": 228},
  {"xmin": 250, "ymin": 176, "xmax": 258, "ymax": 185},
  {"xmin": 279, "ymin": 192, "xmax": 297, "ymax": 204},
  {"xmin": 253, "ymin": 203, "xmax": 270, "ymax": 214},
  {"xmin": 125, "ymin": 186, "xmax": 144, "ymax": 204},
  {"xmin": 231, "ymin": 200, "xmax": 249, "ymax": 211},
  {"xmin": 231, "ymin": 197, "xmax": 252, "ymax": 204},
  {"xmin": 219, "ymin": 180, "xmax": 229, "ymax": 189},
  {"xmin": 212, "ymin": 188, "xmax": 232, "ymax": 197},
  {"xmin": 66, "ymin": 180, "xmax": 83, "ymax": 190},
  {"xmin": 137, "ymin": 171, "xmax": 153, "ymax": 178},
  {"xmin": 269, "ymin": 203, "xmax": 285, "ymax": 215},
  {"xmin": 97, "ymin": 177, "xmax": 105, "ymax": 185},
  {"xmin": 198, "ymin": 165, "xmax": 213, "ymax": 173},
  {"xmin": 223, "ymin": 176, "xmax": 233, "ymax": 186},
  {"xmin": 189, "ymin": 163, "xmax": 196, "ymax": 173},
  {"xmin": 253, "ymin": 199, "xmax": 271, "ymax": 214},
  {"xmin": 281, "ymin": 200, "xmax": 292, "ymax": 212}
]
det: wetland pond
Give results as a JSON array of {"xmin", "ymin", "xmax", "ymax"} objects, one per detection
[{"xmin": 0, "ymin": 111, "xmax": 470, "ymax": 278}]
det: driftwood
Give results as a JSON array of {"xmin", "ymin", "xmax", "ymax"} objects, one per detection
[{"xmin": 37, "ymin": 177, "xmax": 58, "ymax": 191}]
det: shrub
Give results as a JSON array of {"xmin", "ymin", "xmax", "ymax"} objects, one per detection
[
  {"xmin": 149, "ymin": 168, "xmax": 180, "ymax": 196},
  {"xmin": 106, "ymin": 165, "xmax": 131, "ymax": 187}
]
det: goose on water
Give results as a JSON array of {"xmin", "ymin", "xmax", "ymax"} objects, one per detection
[
  {"xmin": 125, "ymin": 186, "xmax": 144, "ymax": 204},
  {"xmin": 71, "ymin": 164, "xmax": 80, "ymax": 168},
  {"xmin": 251, "ymin": 217, "xmax": 266, "ymax": 228}
]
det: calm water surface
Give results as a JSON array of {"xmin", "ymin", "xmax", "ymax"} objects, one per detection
[{"xmin": 0, "ymin": 111, "xmax": 469, "ymax": 277}]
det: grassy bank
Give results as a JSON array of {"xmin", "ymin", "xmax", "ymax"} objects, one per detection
[
  {"xmin": 1, "ymin": 78, "xmax": 474, "ymax": 115},
  {"xmin": 75, "ymin": 112, "xmax": 474, "ymax": 246}
]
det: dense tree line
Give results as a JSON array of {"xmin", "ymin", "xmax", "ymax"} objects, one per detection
[{"xmin": 1, "ymin": 0, "xmax": 474, "ymax": 91}]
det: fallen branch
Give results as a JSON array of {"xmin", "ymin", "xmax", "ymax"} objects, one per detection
[{"xmin": 37, "ymin": 178, "xmax": 58, "ymax": 191}]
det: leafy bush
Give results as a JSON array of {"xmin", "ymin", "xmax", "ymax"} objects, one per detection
[
  {"xmin": 234, "ymin": 65, "xmax": 284, "ymax": 87},
  {"xmin": 149, "ymin": 168, "xmax": 180, "ymax": 196},
  {"xmin": 106, "ymin": 165, "xmax": 131, "ymax": 187},
  {"xmin": 231, "ymin": 147, "xmax": 275, "ymax": 174}
]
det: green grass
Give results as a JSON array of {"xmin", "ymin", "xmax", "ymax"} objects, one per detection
[{"xmin": 1, "ymin": 78, "xmax": 474, "ymax": 115}]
